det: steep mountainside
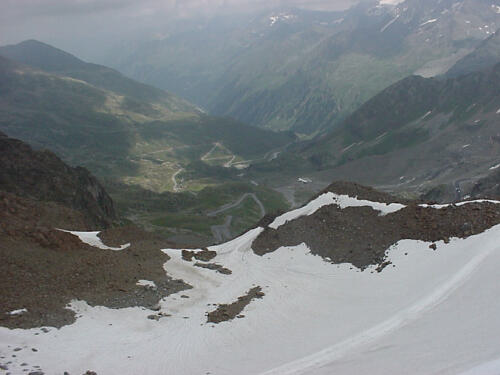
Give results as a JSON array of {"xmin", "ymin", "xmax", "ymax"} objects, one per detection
[
  {"xmin": 108, "ymin": 0, "xmax": 500, "ymax": 134},
  {"xmin": 261, "ymin": 61, "xmax": 500, "ymax": 198},
  {"xmin": 446, "ymin": 29, "xmax": 500, "ymax": 77},
  {"xmin": 0, "ymin": 131, "xmax": 116, "ymax": 228}
]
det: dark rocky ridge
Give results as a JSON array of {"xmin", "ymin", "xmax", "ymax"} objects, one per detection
[
  {"xmin": 0, "ymin": 131, "xmax": 116, "ymax": 228},
  {"xmin": 252, "ymin": 182, "xmax": 500, "ymax": 269}
]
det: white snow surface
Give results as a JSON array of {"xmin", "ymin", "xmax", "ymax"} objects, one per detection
[
  {"xmin": 136, "ymin": 280, "xmax": 156, "ymax": 289},
  {"xmin": 380, "ymin": 15, "xmax": 400, "ymax": 32},
  {"xmin": 379, "ymin": 0, "xmax": 404, "ymax": 5},
  {"xmin": 57, "ymin": 229, "xmax": 130, "ymax": 251},
  {"xmin": 269, "ymin": 192, "xmax": 405, "ymax": 229},
  {"xmin": 496, "ymin": 108, "xmax": 500, "ymax": 114},
  {"xmin": 420, "ymin": 18, "xmax": 438, "ymax": 26},
  {"xmin": 8, "ymin": 308, "xmax": 27, "ymax": 316},
  {"xmin": 490, "ymin": 163, "xmax": 500, "ymax": 170},
  {"xmin": 420, "ymin": 199, "xmax": 500, "ymax": 209},
  {"xmin": 3, "ymin": 195, "xmax": 500, "ymax": 374}
]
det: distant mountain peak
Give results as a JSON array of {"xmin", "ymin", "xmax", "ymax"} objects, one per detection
[{"xmin": 0, "ymin": 39, "xmax": 86, "ymax": 72}]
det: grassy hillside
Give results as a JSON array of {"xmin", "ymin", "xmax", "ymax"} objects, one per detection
[{"xmin": 0, "ymin": 45, "xmax": 295, "ymax": 244}]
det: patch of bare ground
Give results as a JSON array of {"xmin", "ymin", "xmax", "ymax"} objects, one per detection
[
  {"xmin": 181, "ymin": 248, "xmax": 217, "ymax": 262},
  {"xmin": 207, "ymin": 287, "xmax": 264, "ymax": 324},
  {"xmin": 0, "ymin": 191, "xmax": 190, "ymax": 329},
  {"xmin": 194, "ymin": 262, "xmax": 232, "ymax": 275}
]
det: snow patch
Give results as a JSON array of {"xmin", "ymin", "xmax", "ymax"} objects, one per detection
[
  {"xmin": 462, "ymin": 144, "xmax": 471, "ymax": 148},
  {"xmin": 269, "ymin": 192, "xmax": 405, "ymax": 229},
  {"xmin": 420, "ymin": 199, "xmax": 500, "ymax": 209},
  {"xmin": 492, "ymin": 4, "xmax": 500, "ymax": 14},
  {"xmin": 420, "ymin": 19, "xmax": 438, "ymax": 27},
  {"xmin": 269, "ymin": 13, "xmax": 296, "ymax": 26},
  {"xmin": 496, "ymin": 108, "xmax": 500, "ymax": 114},
  {"xmin": 136, "ymin": 280, "xmax": 156, "ymax": 289},
  {"xmin": 57, "ymin": 230, "xmax": 130, "ymax": 251},
  {"xmin": 8, "ymin": 308, "xmax": 27, "ymax": 316},
  {"xmin": 379, "ymin": 0, "xmax": 404, "ymax": 5},
  {"xmin": 421, "ymin": 110, "xmax": 432, "ymax": 119},
  {"xmin": 269, "ymin": 193, "xmax": 500, "ymax": 230},
  {"xmin": 381, "ymin": 15, "xmax": 400, "ymax": 32},
  {"xmin": 490, "ymin": 163, "xmax": 500, "ymax": 170}
]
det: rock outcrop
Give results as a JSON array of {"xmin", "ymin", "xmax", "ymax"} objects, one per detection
[{"xmin": 0, "ymin": 131, "xmax": 116, "ymax": 228}]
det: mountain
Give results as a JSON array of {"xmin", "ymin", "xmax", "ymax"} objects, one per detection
[
  {"xmin": 106, "ymin": 0, "xmax": 500, "ymax": 134},
  {"xmin": 271, "ymin": 60, "xmax": 500, "ymax": 198},
  {"xmin": 0, "ymin": 39, "xmax": 195, "ymax": 112},
  {"xmin": 3, "ymin": 181, "xmax": 500, "ymax": 374},
  {"xmin": 0, "ymin": 42, "xmax": 295, "ymax": 244},
  {"xmin": 446, "ymin": 29, "xmax": 500, "ymax": 77},
  {"xmin": 0, "ymin": 132, "xmax": 193, "ymax": 331},
  {"xmin": 0, "ymin": 131, "xmax": 115, "ymax": 228},
  {"xmin": 0, "ymin": 42, "xmax": 295, "ymax": 191}
]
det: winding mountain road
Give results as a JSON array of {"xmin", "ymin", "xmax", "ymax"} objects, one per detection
[
  {"xmin": 207, "ymin": 193, "xmax": 266, "ymax": 218},
  {"xmin": 208, "ymin": 193, "xmax": 266, "ymax": 243}
]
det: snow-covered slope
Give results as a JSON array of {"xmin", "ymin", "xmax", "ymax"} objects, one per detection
[{"xmin": 2, "ymin": 193, "xmax": 500, "ymax": 374}]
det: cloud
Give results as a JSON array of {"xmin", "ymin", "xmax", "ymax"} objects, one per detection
[
  {"xmin": 0, "ymin": 0, "xmax": 362, "ymax": 60},
  {"xmin": 1, "ymin": 0, "xmax": 359, "ymax": 20}
]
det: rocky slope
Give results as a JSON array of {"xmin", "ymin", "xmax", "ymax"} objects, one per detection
[
  {"xmin": 0, "ymin": 131, "xmax": 115, "ymax": 228},
  {"xmin": 446, "ymin": 29, "xmax": 500, "ymax": 78},
  {"xmin": 0, "ymin": 133, "xmax": 190, "ymax": 331}
]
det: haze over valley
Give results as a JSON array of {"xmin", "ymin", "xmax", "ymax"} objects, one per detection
[{"xmin": 1, "ymin": 1, "xmax": 500, "ymax": 374}]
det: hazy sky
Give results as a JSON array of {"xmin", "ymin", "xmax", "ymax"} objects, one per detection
[{"xmin": 0, "ymin": 0, "xmax": 361, "ymax": 61}]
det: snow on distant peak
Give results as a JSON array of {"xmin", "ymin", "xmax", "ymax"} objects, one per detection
[
  {"xmin": 379, "ymin": 0, "xmax": 405, "ymax": 5},
  {"xmin": 381, "ymin": 14, "xmax": 400, "ymax": 32},
  {"xmin": 269, "ymin": 13, "xmax": 296, "ymax": 26},
  {"xmin": 420, "ymin": 18, "xmax": 438, "ymax": 27}
]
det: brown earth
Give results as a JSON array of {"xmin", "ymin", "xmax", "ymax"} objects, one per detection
[
  {"xmin": 206, "ymin": 286, "xmax": 264, "ymax": 324},
  {"xmin": 181, "ymin": 248, "xmax": 217, "ymax": 262},
  {"xmin": 194, "ymin": 262, "xmax": 232, "ymax": 275},
  {"xmin": 0, "ymin": 191, "xmax": 190, "ymax": 329}
]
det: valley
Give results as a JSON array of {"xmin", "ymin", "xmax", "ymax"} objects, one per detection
[{"xmin": 1, "ymin": 0, "xmax": 500, "ymax": 373}]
